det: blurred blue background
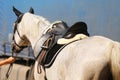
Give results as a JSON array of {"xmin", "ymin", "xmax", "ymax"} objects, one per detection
[{"xmin": 0, "ymin": 0, "xmax": 120, "ymax": 43}]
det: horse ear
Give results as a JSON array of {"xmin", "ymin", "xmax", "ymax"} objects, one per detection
[
  {"xmin": 29, "ymin": 7, "xmax": 34, "ymax": 14},
  {"xmin": 13, "ymin": 6, "xmax": 22, "ymax": 17}
]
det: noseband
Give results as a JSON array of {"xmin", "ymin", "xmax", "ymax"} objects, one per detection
[{"xmin": 12, "ymin": 14, "xmax": 27, "ymax": 49}]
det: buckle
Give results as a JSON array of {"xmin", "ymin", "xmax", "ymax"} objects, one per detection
[{"xmin": 41, "ymin": 46, "xmax": 49, "ymax": 50}]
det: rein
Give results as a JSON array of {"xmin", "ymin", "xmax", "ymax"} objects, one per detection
[
  {"xmin": 4, "ymin": 52, "xmax": 14, "ymax": 80},
  {"xmin": 5, "ymin": 15, "xmax": 23, "ymax": 80}
]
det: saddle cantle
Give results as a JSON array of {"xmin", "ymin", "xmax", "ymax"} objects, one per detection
[
  {"xmin": 57, "ymin": 22, "xmax": 90, "ymax": 44},
  {"xmin": 64, "ymin": 21, "xmax": 90, "ymax": 38}
]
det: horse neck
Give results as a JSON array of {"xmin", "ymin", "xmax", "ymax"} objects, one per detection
[{"xmin": 22, "ymin": 13, "xmax": 51, "ymax": 50}]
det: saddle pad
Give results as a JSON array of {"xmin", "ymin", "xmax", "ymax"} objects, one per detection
[
  {"xmin": 42, "ymin": 43, "xmax": 65, "ymax": 68},
  {"xmin": 42, "ymin": 39, "xmax": 81, "ymax": 68}
]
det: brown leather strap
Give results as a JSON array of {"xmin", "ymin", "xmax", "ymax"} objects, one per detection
[{"xmin": 37, "ymin": 37, "xmax": 53, "ymax": 73}]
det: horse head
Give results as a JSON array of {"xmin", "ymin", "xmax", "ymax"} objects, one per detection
[{"xmin": 12, "ymin": 6, "xmax": 34, "ymax": 53}]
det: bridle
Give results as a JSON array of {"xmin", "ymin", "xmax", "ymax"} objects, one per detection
[
  {"xmin": 5, "ymin": 14, "xmax": 24, "ymax": 80},
  {"xmin": 12, "ymin": 14, "xmax": 27, "ymax": 49}
]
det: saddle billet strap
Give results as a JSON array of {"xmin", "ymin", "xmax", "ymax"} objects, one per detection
[{"xmin": 37, "ymin": 35, "xmax": 54, "ymax": 74}]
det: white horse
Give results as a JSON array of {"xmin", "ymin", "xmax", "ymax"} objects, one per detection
[{"xmin": 12, "ymin": 7, "xmax": 120, "ymax": 80}]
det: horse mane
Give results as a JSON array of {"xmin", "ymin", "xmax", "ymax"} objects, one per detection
[
  {"xmin": 110, "ymin": 42, "xmax": 120, "ymax": 80},
  {"xmin": 22, "ymin": 13, "xmax": 51, "ymax": 35},
  {"xmin": 23, "ymin": 13, "xmax": 50, "ymax": 26}
]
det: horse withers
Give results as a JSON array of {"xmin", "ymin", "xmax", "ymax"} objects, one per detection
[{"xmin": 12, "ymin": 7, "xmax": 120, "ymax": 80}]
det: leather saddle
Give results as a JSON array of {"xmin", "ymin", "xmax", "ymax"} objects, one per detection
[{"xmin": 38, "ymin": 21, "xmax": 90, "ymax": 68}]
